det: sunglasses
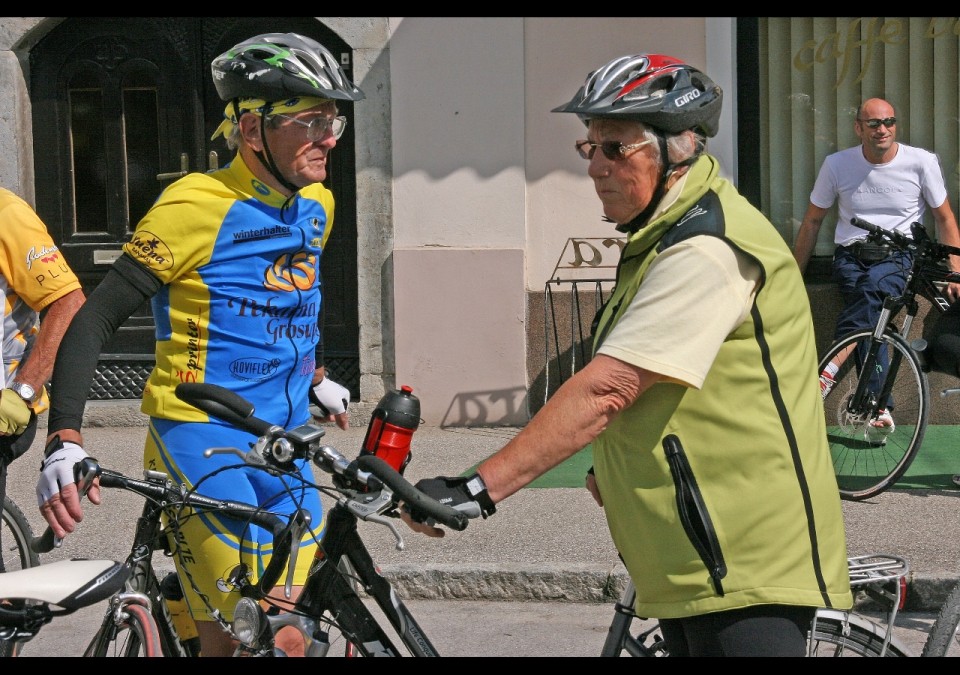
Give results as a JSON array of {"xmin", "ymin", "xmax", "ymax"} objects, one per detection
[
  {"xmin": 859, "ymin": 117, "xmax": 896, "ymax": 130},
  {"xmin": 575, "ymin": 139, "xmax": 653, "ymax": 161},
  {"xmin": 270, "ymin": 113, "xmax": 347, "ymax": 141}
]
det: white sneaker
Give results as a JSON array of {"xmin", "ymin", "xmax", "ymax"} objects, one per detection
[
  {"xmin": 864, "ymin": 409, "xmax": 895, "ymax": 445},
  {"xmin": 952, "ymin": 475, "xmax": 960, "ymax": 488}
]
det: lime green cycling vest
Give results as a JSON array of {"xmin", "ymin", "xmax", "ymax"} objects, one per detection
[{"xmin": 591, "ymin": 155, "xmax": 852, "ymax": 618}]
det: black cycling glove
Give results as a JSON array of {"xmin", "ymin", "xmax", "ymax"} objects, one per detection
[{"xmin": 406, "ymin": 473, "xmax": 496, "ymax": 523}]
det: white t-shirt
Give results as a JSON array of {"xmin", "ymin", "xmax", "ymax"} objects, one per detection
[{"xmin": 809, "ymin": 143, "xmax": 949, "ymax": 246}]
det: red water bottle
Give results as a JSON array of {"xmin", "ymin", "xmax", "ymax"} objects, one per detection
[{"xmin": 361, "ymin": 385, "xmax": 421, "ymax": 474}]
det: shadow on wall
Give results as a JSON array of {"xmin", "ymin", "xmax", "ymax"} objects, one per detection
[{"xmin": 440, "ymin": 387, "xmax": 529, "ymax": 427}]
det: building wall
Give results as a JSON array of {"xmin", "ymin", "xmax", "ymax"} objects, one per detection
[{"xmin": 3, "ymin": 17, "xmax": 901, "ymax": 428}]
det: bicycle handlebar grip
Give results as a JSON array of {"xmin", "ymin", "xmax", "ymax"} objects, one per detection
[
  {"xmin": 355, "ymin": 454, "xmax": 469, "ymax": 531},
  {"xmin": 850, "ymin": 216, "xmax": 879, "ymax": 232}
]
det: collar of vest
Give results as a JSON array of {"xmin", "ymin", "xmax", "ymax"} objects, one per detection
[{"xmin": 623, "ymin": 154, "xmax": 720, "ymax": 253}]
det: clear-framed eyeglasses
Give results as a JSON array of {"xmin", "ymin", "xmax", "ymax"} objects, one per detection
[
  {"xmin": 270, "ymin": 114, "xmax": 347, "ymax": 141},
  {"xmin": 575, "ymin": 139, "xmax": 653, "ymax": 161}
]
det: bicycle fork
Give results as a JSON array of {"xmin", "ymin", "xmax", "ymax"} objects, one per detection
[
  {"xmin": 846, "ymin": 299, "xmax": 909, "ymax": 423},
  {"xmin": 294, "ymin": 504, "xmax": 440, "ymax": 656}
]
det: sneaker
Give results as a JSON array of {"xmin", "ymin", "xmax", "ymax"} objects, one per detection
[
  {"xmin": 864, "ymin": 409, "xmax": 895, "ymax": 445},
  {"xmin": 952, "ymin": 475, "xmax": 960, "ymax": 488},
  {"xmin": 819, "ymin": 370, "xmax": 836, "ymax": 399}
]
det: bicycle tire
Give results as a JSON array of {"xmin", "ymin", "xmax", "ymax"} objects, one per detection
[
  {"xmin": 820, "ymin": 329, "xmax": 928, "ymax": 500},
  {"xmin": 0, "ymin": 496, "xmax": 41, "ymax": 658},
  {"xmin": 1, "ymin": 495, "xmax": 40, "ymax": 572},
  {"xmin": 84, "ymin": 602, "xmax": 163, "ymax": 657},
  {"xmin": 809, "ymin": 611, "xmax": 910, "ymax": 657},
  {"xmin": 921, "ymin": 578, "xmax": 960, "ymax": 656}
]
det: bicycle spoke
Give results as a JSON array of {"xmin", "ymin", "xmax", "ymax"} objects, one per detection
[{"xmin": 820, "ymin": 331, "xmax": 928, "ymax": 500}]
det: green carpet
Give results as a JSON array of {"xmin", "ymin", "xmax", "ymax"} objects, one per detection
[
  {"xmin": 468, "ymin": 426, "xmax": 960, "ymax": 491},
  {"xmin": 892, "ymin": 424, "xmax": 960, "ymax": 490}
]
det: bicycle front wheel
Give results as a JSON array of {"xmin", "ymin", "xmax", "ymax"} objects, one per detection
[
  {"xmin": 85, "ymin": 602, "xmax": 163, "ymax": 657},
  {"xmin": 1, "ymin": 496, "xmax": 41, "ymax": 657},
  {"xmin": 820, "ymin": 330, "xmax": 928, "ymax": 500},
  {"xmin": 809, "ymin": 611, "xmax": 911, "ymax": 657},
  {"xmin": 921, "ymin": 578, "xmax": 960, "ymax": 656},
  {"xmin": 1, "ymin": 495, "xmax": 40, "ymax": 573}
]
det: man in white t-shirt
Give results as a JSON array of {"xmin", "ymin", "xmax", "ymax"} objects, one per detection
[{"xmin": 793, "ymin": 97, "xmax": 960, "ymax": 442}]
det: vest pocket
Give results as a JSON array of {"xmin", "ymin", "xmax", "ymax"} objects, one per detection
[{"xmin": 663, "ymin": 434, "xmax": 727, "ymax": 596}]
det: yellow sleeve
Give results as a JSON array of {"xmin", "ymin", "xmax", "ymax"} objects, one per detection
[{"xmin": 0, "ymin": 190, "xmax": 82, "ymax": 311}]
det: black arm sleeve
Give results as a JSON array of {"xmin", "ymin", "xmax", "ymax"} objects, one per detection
[
  {"xmin": 47, "ymin": 254, "xmax": 163, "ymax": 432},
  {"xmin": 314, "ymin": 293, "xmax": 325, "ymax": 369}
]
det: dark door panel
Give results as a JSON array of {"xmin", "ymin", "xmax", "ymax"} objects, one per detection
[{"xmin": 30, "ymin": 17, "xmax": 360, "ymax": 398}]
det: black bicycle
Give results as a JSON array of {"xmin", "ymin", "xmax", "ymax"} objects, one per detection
[
  {"xmin": 819, "ymin": 217, "xmax": 960, "ymax": 500},
  {"xmin": 600, "ymin": 553, "xmax": 913, "ymax": 657},
  {"xmin": 34, "ymin": 382, "xmax": 470, "ymax": 657}
]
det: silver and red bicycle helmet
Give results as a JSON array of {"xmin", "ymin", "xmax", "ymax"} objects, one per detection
[
  {"xmin": 211, "ymin": 32, "xmax": 365, "ymax": 103},
  {"xmin": 552, "ymin": 53, "xmax": 722, "ymax": 137}
]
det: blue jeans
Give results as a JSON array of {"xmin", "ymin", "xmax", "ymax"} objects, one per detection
[{"xmin": 832, "ymin": 246, "xmax": 912, "ymax": 408}]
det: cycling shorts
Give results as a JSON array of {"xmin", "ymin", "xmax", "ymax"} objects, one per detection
[{"xmin": 144, "ymin": 418, "xmax": 325, "ymax": 622}]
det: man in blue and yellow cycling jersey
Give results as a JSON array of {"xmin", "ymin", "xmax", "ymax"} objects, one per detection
[{"xmin": 35, "ymin": 33, "xmax": 362, "ymax": 657}]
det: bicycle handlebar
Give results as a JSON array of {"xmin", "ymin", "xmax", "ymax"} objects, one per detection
[
  {"xmin": 174, "ymin": 382, "xmax": 468, "ymax": 532},
  {"xmin": 851, "ymin": 217, "xmax": 960, "ymax": 261}
]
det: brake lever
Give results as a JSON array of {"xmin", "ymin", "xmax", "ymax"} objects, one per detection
[
  {"xmin": 203, "ymin": 445, "xmax": 268, "ymax": 466},
  {"xmin": 283, "ymin": 509, "xmax": 311, "ymax": 599}
]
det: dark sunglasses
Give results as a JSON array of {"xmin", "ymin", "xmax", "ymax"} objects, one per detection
[
  {"xmin": 575, "ymin": 139, "xmax": 653, "ymax": 161},
  {"xmin": 859, "ymin": 117, "xmax": 896, "ymax": 129}
]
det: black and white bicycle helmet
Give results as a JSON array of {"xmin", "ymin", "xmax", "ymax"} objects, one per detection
[
  {"xmin": 552, "ymin": 53, "xmax": 721, "ymax": 137},
  {"xmin": 211, "ymin": 32, "xmax": 365, "ymax": 103}
]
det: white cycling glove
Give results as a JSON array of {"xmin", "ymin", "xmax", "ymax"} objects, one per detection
[
  {"xmin": 310, "ymin": 377, "xmax": 350, "ymax": 416},
  {"xmin": 37, "ymin": 439, "xmax": 89, "ymax": 507}
]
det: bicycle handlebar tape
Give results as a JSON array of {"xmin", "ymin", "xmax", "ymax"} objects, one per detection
[
  {"xmin": 175, "ymin": 382, "xmax": 273, "ymax": 436},
  {"xmin": 355, "ymin": 455, "xmax": 469, "ymax": 531}
]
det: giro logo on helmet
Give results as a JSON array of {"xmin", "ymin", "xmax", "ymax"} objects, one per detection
[{"xmin": 675, "ymin": 89, "xmax": 702, "ymax": 108}]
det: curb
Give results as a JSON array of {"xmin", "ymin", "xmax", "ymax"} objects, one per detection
[
  {"xmin": 61, "ymin": 400, "xmax": 380, "ymax": 428},
  {"xmin": 376, "ymin": 564, "xmax": 959, "ymax": 612}
]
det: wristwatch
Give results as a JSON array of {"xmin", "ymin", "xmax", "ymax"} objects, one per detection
[
  {"xmin": 8, "ymin": 380, "xmax": 39, "ymax": 404},
  {"xmin": 464, "ymin": 472, "xmax": 497, "ymax": 518}
]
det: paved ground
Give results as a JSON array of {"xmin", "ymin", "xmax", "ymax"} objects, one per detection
[{"xmin": 4, "ymin": 402, "xmax": 960, "ymax": 655}]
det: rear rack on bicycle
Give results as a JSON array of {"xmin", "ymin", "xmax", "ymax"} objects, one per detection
[
  {"xmin": 847, "ymin": 553, "xmax": 909, "ymax": 588},
  {"xmin": 847, "ymin": 553, "xmax": 909, "ymax": 628}
]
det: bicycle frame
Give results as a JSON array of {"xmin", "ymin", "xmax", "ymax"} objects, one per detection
[
  {"xmin": 291, "ymin": 501, "xmax": 440, "ymax": 656},
  {"xmin": 85, "ymin": 484, "xmax": 199, "ymax": 658}
]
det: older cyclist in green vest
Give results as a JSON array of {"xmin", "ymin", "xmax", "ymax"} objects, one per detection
[{"xmin": 403, "ymin": 53, "xmax": 853, "ymax": 657}]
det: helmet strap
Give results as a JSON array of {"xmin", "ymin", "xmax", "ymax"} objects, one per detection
[
  {"xmin": 615, "ymin": 133, "xmax": 699, "ymax": 234},
  {"xmin": 253, "ymin": 111, "xmax": 301, "ymax": 195}
]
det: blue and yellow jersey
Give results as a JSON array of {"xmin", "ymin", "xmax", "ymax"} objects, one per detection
[{"xmin": 122, "ymin": 154, "xmax": 334, "ymax": 429}]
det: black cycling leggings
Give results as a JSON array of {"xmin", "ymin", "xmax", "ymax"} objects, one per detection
[{"xmin": 658, "ymin": 604, "xmax": 816, "ymax": 657}]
